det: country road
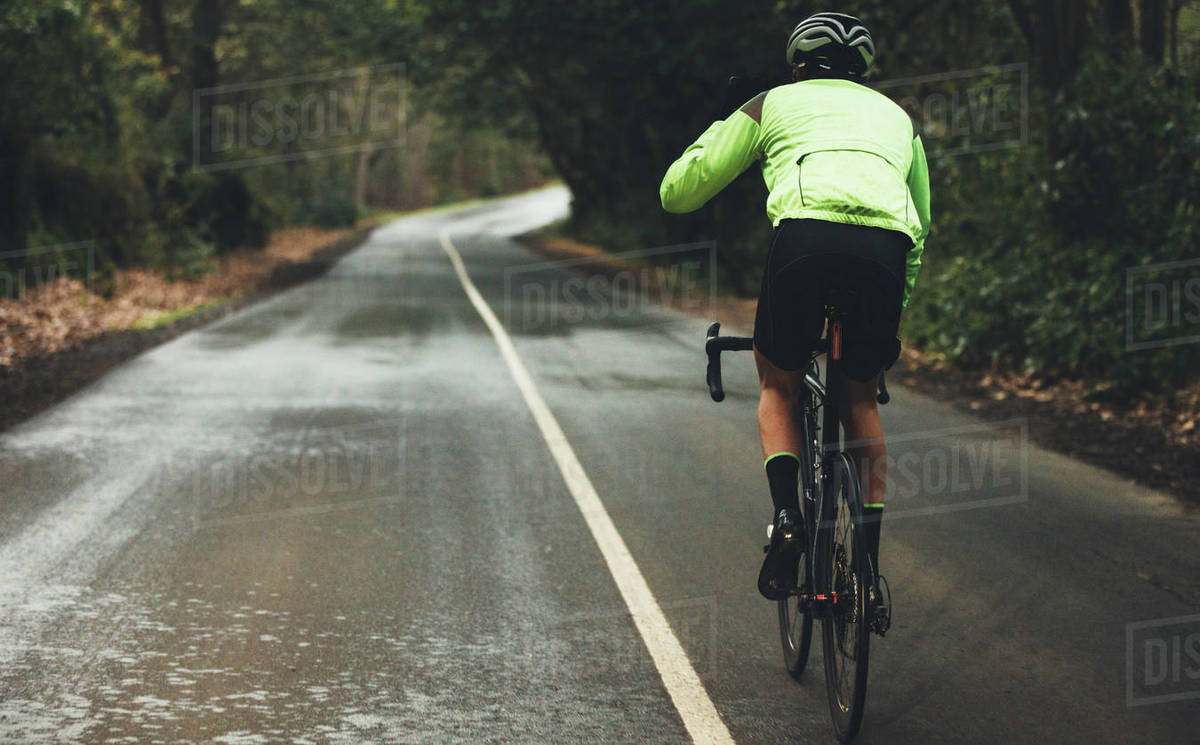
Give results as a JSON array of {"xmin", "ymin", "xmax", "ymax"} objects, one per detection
[{"xmin": 1, "ymin": 187, "xmax": 1197, "ymax": 744}]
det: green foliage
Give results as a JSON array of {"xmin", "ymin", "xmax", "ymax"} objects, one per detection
[
  {"xmin": 904, "ymin": 48, "xmax": 1200, "ymax": 390},
  {"xmin": 5, "ymin": 0, "xmax": 1198, "ymax": 394},
  {"xmin": 0, "ymin": 0, "xmax": 549, "ymax": 287},
  {"xmin": 162, "ymin": 226, "xmax": 218, "ymax": 282},
  {"xmin": 131, "ymin": 301, "xmax": 225, "ymax": 330},
  {"xmin": 292, "ymin": 195, "xmax": 361, "ymax": 229},
  {"xmin": 189, "ymin": 175, "xmax": 274, "ymax": 253}
]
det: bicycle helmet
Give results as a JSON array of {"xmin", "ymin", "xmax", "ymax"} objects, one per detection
[{"xmin": 786, "ymin": 12, "xmax": 875, "ymax": 78}]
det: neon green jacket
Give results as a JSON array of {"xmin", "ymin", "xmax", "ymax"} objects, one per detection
[{"xmin": 660, "ymin": 78, "xmax": 931, "ymax": 308}]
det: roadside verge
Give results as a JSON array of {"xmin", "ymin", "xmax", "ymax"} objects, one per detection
[{"xmin": 0, "ymin": 225, "xmax": 374, "ymax": 433}]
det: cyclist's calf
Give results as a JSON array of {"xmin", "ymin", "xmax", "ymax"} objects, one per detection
[
  {"xmin": 754, "ymin": 347, "xmax": 807, "ymax": 460},
  {"xmin": 841, "ymin": 375, "xmax": 887, "ymax": 506}
]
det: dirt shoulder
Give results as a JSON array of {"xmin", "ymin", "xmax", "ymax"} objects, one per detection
[
  {"xmin": 0, "ymin": 225, "xmax": 374, "ymax": 433},
  {"xmin": 518, "ymin": 230, "xmax": 1200, "ymax": 508}
]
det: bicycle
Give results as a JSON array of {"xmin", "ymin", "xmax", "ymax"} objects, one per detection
[{"xmin": 703, "ymin": 291, "xmax": 891, "ymax": 743}]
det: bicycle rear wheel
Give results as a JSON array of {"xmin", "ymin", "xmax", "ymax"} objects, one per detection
[{"xmin": 820, "ymin": 452, "xmax": 870, "ymax": 743}]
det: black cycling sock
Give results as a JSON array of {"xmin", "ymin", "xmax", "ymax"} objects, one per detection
[
  {"xmin": 862, "ymin": 504, "xmax": 884, "ymax": 579},
  {"xmin": 765, "ymin": 453, "xmax": 801, "ymax": 516}
]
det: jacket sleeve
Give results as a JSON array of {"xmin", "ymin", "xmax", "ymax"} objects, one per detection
[
  {"xmin": 660, "ymin": 111, "xmax": 761, "ymax": 214},
  {"xmin": 903, "ymin": 134, "xmax": 932, "ymax": 310}
]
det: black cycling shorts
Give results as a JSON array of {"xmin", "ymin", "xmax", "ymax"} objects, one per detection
[{"xmin": 753, "ymin": 219, "xmax": 911, "ymax": 380}]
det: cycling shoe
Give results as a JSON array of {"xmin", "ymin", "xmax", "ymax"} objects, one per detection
[{"xmin": 758, "ymin": 508, "xmax": 806, "ymax": 600}]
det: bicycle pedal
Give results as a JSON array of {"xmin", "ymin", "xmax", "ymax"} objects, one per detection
[
  {"xmin": 872, "ymin": 614, "xmax": 890, "ymax": 637},
  {"xmin": 869, "ymin": 575, "xmax": 893, "ymax": 636}
]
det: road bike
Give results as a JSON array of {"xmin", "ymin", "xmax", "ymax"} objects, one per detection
[{"xmin": 703, "ymin": 290, "xmax": 891, "ymax": 743}]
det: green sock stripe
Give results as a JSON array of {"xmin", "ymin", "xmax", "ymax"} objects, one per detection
[
  {"xmin": 764, "ymin": 452, "xmax": 800, "ymax": 469},
  {"xmin": 863, "ymin": 503, "xmax": 886, "ymax": 509}
]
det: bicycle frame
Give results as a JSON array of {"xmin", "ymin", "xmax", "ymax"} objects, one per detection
[{"xmin": 804, "ymin": 316, "xmax": 847, "ymax": 617}]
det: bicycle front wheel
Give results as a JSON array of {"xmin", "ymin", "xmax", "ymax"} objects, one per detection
[
  {"xmin": 819, "ymin": 452, "xmax": 870, "ymax": 743},
  {"xmin": 778, "ymin": 571, "xmax": 813, "ymax": 679}
]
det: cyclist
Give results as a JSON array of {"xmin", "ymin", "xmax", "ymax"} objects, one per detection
[{"xmin": 660, "ymin": 12, "xmax": 931, "ymax": 624}]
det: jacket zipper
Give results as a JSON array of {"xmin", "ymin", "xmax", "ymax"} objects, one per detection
[{"xmin": 796, "ymin": 154, "xmax": 810, "ymax": 207}]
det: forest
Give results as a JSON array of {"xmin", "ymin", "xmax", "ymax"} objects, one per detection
[{"xmin": 2, "ymin": 0, "xmax": 1199, "ymax": 391}]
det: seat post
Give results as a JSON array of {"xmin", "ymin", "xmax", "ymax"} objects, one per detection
[{"xmin": 821, "ymin": 304, "xmax": 844, "ymax": 455}]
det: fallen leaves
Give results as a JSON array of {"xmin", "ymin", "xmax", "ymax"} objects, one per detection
[{"xmin": 0, "ymin": 226, "xmax": 349, "ymax": 370}]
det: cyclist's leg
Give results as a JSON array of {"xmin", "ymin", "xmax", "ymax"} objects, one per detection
[
  {"xmin": 845, "ymin": 374, "xmax": 892, "ymax": 631},
  {"xmin": 840, "ymin": 374, "xmax": 886, "ymax": 508},
  {"xmin": 752, "ymin": 221, "xmax": 824, "ymax": 521},
  {"xmin": 754, "ymin": 348, "xmax": 811, "ymax": 599},
  {"xmin": 752, "ymin": 222, "xmax": 827, "ymax": 599},
  {"xmin": 755, "ymin": 348, "xmax": 805, "ymax": 462},
  {"xmin": 829, "ymin": 227, "xmax": 908, "ymax": 610}
]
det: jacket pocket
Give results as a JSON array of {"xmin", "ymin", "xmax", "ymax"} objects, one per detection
[{"xmin": 795, "ymin": 150, "xmax": 907, "ymax": 223}]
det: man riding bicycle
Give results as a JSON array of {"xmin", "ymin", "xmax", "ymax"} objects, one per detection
[{"xmin": 660, "ymin": 12, "xmax": 931, "ymax": 614}]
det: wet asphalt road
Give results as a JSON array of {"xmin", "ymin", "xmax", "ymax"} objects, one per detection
[{"xmin": 1, "ymin": 187, "xmax": 1198, "ymax": 744}]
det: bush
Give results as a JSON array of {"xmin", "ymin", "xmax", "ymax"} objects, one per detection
[
  {"xmin": 163, "ymin": 226, "xmax": 217, "ymax": 281},
  {"xmin": 291, "ymin": 194, "xmax": 361, "ymax": 228},
  {"xmin": 190, "ymin": 174, "xmax": 273, "ymax": 253},
  {"xmin": 903, "ymin": 49, "xmax": 1200, "ymax": 391}
]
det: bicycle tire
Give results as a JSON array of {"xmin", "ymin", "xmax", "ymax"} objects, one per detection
[
  {"xmin": 820, "ymin": 452, "xmax": 870, "ymax": 743},
  {"xmin": 778, "ymin": 572, "xmax": 813, "ymax": 679}
]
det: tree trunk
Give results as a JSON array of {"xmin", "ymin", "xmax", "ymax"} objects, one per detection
[
  {"xmin": 191, "ymin": 0, "xmax": 223, "ymax": 92},
  {"xmin": 137, "ymin": 0, "xmax": 172, "ymax": 67},
  {"xmin": 1008, "ymin": 0, "xmax": 1090, "ymax": 93},
  {"xmin": 191, "ymin": 0, "xmax": 237, "ymax": 166},
  {"xmin": 1168, "ymin": 0, "xmax": 1183, "ymax": 68},
  {"xmin": 354, "ymin": 149, "xmax": 385, "ymax": 209},
  {"xmin": 0, "ymin": 127, "xmax": 29, "ymax": 259},
  {"xmin": 1139, "ymin": 0, "xmax": 1167, "ymax": 64},
  {"xmin": 1105, "ymin": 0, "xmax": 1134, "ymax": 43}
]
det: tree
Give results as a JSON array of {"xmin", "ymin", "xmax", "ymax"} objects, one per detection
[
  {"xmin": 1106, "ymin": 0, "xmax": 1135, "ymax": 41},
  {"xmin": 1141, "ymin": 0, "xmax": 1168, "ymax": 62},
  {"xmin": 1008, "ymin": 0, "xmax": 1091, "ymax": 92}
]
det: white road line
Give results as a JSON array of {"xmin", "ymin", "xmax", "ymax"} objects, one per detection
[{"xmin": 439, "ymin": 231, "xmax": 735, "ymax": 745}]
